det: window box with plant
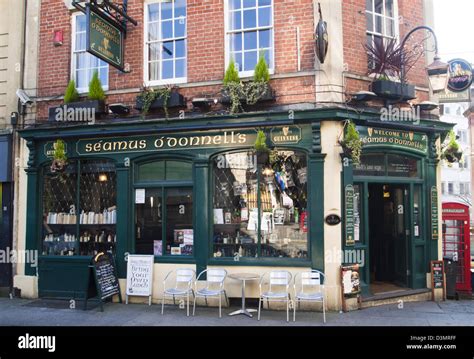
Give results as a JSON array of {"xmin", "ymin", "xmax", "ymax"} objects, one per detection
[
  {"xmin": 338, "ymin": 120, "xmax": 363, "ymax": 165},
  {"xmin": 135, "ymin": 86, "xmax": 186, "ymax": 117},
  {"xmin": 222, "ymin": 55, "xmax": 275, "ymax": 114},
  {"xmin": 254, "ymin": 130, "xmax": 270, "ymax": 166},
  {"xmin": 48, "ymin": 72, "xmax": 107, "ymax": 122},
  {"xmin": 365, "ymin": 38, "xmax": 416, "ymax": 101}
]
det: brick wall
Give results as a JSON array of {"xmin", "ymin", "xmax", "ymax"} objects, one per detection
[
  {"xmin": 36, "ymin": 0, "xmax": 431, "ymax": 121},
  {"xmin": 342, "ymin": 0, "xmax": 430, "ymax": 102}
]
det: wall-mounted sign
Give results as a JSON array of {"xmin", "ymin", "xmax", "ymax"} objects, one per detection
[
  {"xmin": 447, "ymin": 59, "xmax": 473, "ymax": 93},
  {"xmin": 431, "ymin": 186, "xmax": 439, "ymax": 240},
  {"xmin": 438, "ymin": 88, "xmax": 471, "ymax": 104},
  {"xmin": 358, "ymin": 127, "xmax": 428, "ymax": 155},
  {"xmin": 86, "ymin": 5, "xmax": 124, "ymax": 70},
  {"xmin": 270, "ymin": 126, "xmax": 302, "ymax": 145},
  {"xmin": 325, "ymin": 214, "xmax": 341, "ymax": 226},
  {"xmin": 345, "ymin": 185, "xmax": 355, "ymax": 246}
]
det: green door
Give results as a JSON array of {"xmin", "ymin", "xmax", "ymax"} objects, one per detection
[
  {"xmin": 392, "ymin": 185, "xmax": 409, "ymax": 286},
  {"xmin": 409, "ymin": 184, "xmax": 426, "ymax": 288}
]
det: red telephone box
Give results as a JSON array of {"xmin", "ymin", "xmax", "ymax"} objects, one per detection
[{"xmin": 442, "ymin": 203, "xmax": 472, "ymax": 296}]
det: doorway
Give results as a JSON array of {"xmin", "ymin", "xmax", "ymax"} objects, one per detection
[{"xmin": 368, "ymin": 183, "xmax": 409, "ymax": 293}]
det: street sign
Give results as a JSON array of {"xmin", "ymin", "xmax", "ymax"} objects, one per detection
[{"xmin": 86, "ymin": 4, "xmax": 124, "ymax": 71}]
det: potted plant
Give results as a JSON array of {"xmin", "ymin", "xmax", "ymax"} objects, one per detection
[
  {"xmin": 339, "ymin": 120, "xmax": 363, "ymax": 165},
  {"xmin": 222, "ymin": 59, "xmax": 245, "ymax": 114},
  {"xmin": 365, "ymin": 38, "xmax": 416, "ymax": 100},
  {"xmin": 48, "ymin": 73, "xmax": 107, "ymax": 121},
  {"xmin": 50, "ymin": 139, "xmax": 68, "ymax": 173},
  {"xmin": 245, "ymin": 54, "xmax": 274, "ymax": 104},
  {"xmin": 441, "ymin": 130, "xmax": 463, "ymax": 163},
  {"xmin": 254, "ymin": 130, "xmax": 270, "ymax": 165},
  {"xmin": 135, "ymin": 85, "xmax": 186, "ymax": 117}
]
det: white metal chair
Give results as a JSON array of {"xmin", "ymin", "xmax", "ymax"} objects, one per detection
[
  {"xmin": 161, "ymin": 268, "xmax": 195, "ymax": 317},
  {"xmin": 293, "ymin": 270, "xmax": 326, "ymax": 323},
  {"xmin": 258, "ymin": 271, "xmax": 292, "ymax": 322},
  {"xmin": 193, "ymin": 268, "xmax": 228, "ymax": 318}
]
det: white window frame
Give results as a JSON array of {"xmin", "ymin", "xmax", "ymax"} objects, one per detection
[
  {"xmin": 71, "ymin": 12, "xmax": 109, "ymax": 94},
  {"xmin": 366, "ymin": 0, "xmax": 399, "ymax": 42},
  {"xmin": 144, "ymin": 0, "xmax": 187, "ymax": 86},
  {"xmin": 224, "ymin": 0, "xmax": 275, "ymax": 78}
]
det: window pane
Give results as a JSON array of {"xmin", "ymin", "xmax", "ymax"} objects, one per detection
[
  {"xmin": 175, "ymin": 39, "xmax": 186, "ymax": 58},
  {"xmin": 161, "ymin": 20, "xmax": 173, "ymax": 39},
  {"xmin": 166, "ymin": 161, "xmax": 192, "ymax": 180},
  {"xmin": 230, "ymin": 10, "xmax": 242, "ymax": 30},
  {"xmin": 387, "ymin": 155, "xmax": 419, "ymax": 178},
  {"xmin": 42, "ymin": 161, "xmax": 78, "ymax": 256},
  {"xmin": 366, "ymin": 12, "xmax": 373, "ymax": 32},
  {"xmin": 166, "ymin": 188, "xmax": 193, "ymax": 256},
  {"xmin": 76, "ymin": 15, "xmax": 86, "ymax": 33},
  {"xmin": 243, "ymin": 9, "xmax": 257, "ymax": 28},
  {"xmin": 366, "ymin": 0, "xmax": 373, "ymax": 11},
  {"xmin": 374, "ymin": 0, "xmax": 383, "ymax": 14},
  {"xmin": 138, "ymin": 161, "xmax": 165, "ymax": 182},
  {"xmin": 232, "ymin": 52, "xmax": 243, "ymax": 71},
  {"xmin": 161, "ymin": 1, "xmax": 173, "ymax": 20},
  {"xmin": 244, "ymin": 51, "xmax": 257, "ymax": 71},
  {"xmin": 231, "ymin": 33, "xmax": 242, "ymax": 51},
  {"xmin": 135, "ymin": 188, "xmax": 163, "ymax": 255},
  {"xmin": 386, "ymin": 18, "xmax": 395, "ymax": 37},
  {"xmin": 175, "ymin": 59, "xmax": 186, "ymax": 78},
  {"xmin": 149, "ymin": 62, "xmax": 159, "ymax": 81},
  {"xmin": 244, "ymin": 30, "xmax": 257, "ymax": 50},
  {"xmin": 162, "ymin": 41, "xmax": 174, "ymax": 59},
  {"xmin": 76, "ymin": 32, "xmax": 86, "ymax": 51},
  {"xmin": 385, "ymin": 0, "xmax": 394, "ymax": 17},
  {"xmin": 374, "ymin": 14, "xmax": 383, "ymax": 33},
  {"xmin": 213, "ymin": 151, "xmax": 258, "ymax": 258},
  {"xmin": 258, "ymin": 6, "xmax": 271, "ymax": 27},
  {"xmin": 162, "ymin": 60, "xmax": 174, "ymax": 79},
  {"xmin": 261, "ymin": 151, "xmax": 308, "ymax": 258},
  {"xmin": 174, "ymin": 18, "xmax": 186, "ymax": 38},
  {"xmin": 259, "ymin": 29, "xmax": 270, "ymax": 48},
  {"xmin": 148, "ymin": 22, "xmax": 159, "ymax": 42},
  {"xmin": 261, "ymin": 49, "xmax": 271, "ymax": 68},
  {"xmin": 149, "ymin": 43, "xmax": 160, "ymax": 61},
  {"xmin": 231, "ymin": 0, "xmax": 241, "ymax": 10},
  {"xmin": 259, "ymin": 0, "xmax": 272, "ymax": 6},
  {"xmin": 148, "ymin": 4, "xmax": 159, "ymax": 22},
  {"xmin": 174, "ymin": 0, "xmax": 186, "ymax": 18},
  {"xmin": 243, "ymin": 0, "xmax": 256, "ymax": 8},
  {"xmin": 79, "ymin": 160, "xmax": 117, "ymax": 256},
  {"xmin": 99, "ymin": 68, "xmax": 108, "ymax": 86},
  {"xmin": 353, "ymin": 153, "xmax": 385, "ymax": 176}
]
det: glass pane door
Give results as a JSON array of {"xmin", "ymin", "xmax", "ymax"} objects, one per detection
[
  {"xmin": 135, "ymin": 189, "xmax": 163, "ymax": 255},
  {"xmin": 165, "ymin": 188, "xmax": 193, "ymax": 256}
]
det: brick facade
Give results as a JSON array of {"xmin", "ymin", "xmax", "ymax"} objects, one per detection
[{"xmin": 36, "ymin": 0, "xmax": 431, "ymax": 121}]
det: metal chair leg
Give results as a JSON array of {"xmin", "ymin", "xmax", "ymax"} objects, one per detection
[
  {"xmin": 192, "ymin": 294, "xmax": 197, "ymax": 316},
  {"xmin": 219, "ymin": 295, "xmax": 222, "ymax": 318},
  {"xmin": 161, "ymin": 293, "xmax": 165, "ymax": 315},
  {"xmin": 186, "ymin": 293, "xmax": 190, "ymax": 317},
  {"xmin": 323, "ymin": 299, "xmax": 326, "ymax": 323},
  {"xmin": 173, "ymin": 295, "xmax": 176, "ymax": 305},
  {"xmin": 224, "ymin": 290, "xmax": 229, "ymax": 307},
  {"xmin": 258, "ymin": 298, "xmax": 262, "ymax": 321},
  {"xmin": 293, "ymin": 298, "xmax": 296, "ymax": 322},
  {"xmin": 286, "ymin": 299, "xmax": 289, "ymax": 323}
]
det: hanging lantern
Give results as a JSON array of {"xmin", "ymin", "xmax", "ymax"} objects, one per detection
[{"xmin": 315, "ymin": 3, "xmax": 328, "ymax": 64}]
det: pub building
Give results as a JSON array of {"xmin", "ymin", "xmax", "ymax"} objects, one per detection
[{"xmin": 14, "ymin": 0, "xmax": 453, "ymax": 311}]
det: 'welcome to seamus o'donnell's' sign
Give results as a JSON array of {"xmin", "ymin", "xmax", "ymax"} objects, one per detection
[
  {"xmin": 358, "ymin": 127, "xmax": 428, "ymax": 155},
  {"xmin": 86, "ymin": 5, "xmax": 124, "ymax": 70}
]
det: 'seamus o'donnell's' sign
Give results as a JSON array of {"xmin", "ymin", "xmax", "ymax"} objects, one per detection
[{"xmin": 358, "ymin": 127, "xmax": 428, "ymax": 155}]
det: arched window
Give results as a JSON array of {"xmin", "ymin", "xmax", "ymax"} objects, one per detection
[{"xmin": 212, "ymin": 150, "xmax": 308, "ymax": 259}]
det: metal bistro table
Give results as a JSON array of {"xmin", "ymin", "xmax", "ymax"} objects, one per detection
[{"xmin": 228, "ymin": 273, "xmax": 260, "ymax": 318}]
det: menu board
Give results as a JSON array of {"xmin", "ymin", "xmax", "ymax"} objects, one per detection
[
  {"xmin": 341, "ymin": 264, "xmax": 361, "ymax": 297},
  {"xmin": 430, "ymin": 260, "xmax": 445, "ymax": 301},
  {"xmin": 345, "ymin": 185, "xmax": 355, "ymax": 246},
  {"xmin": 126, "ymin": 255, "xmax": 154, "ymax": 297},
  {"xmin": 92, "ymin": 252, "xmax": 121, "ymax": 301}
]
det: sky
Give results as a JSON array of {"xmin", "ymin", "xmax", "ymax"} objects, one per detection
[{"xmin": 433, "ymin": 0, "xmax": 474, "ymax": 64}]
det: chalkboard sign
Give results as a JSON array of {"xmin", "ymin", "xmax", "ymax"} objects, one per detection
[
  {"xmin": 430, "ymin": 260, "xmax": 445, "ymax": 301},
  {"xmin": 92, "ymin": 252, "xmax": 121, "ymax": 301}
]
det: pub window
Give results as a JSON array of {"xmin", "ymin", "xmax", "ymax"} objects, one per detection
[
  {"xmin": 72, "ymin": 13, "xmax": 109, "ymax": 93},
  {"xmin": 42, "ymin": 159, "xmax": 117, "ymax": 256},
  {"xmin": 145, "ymin": 0, "xmax": 187, "ymax": 84},
  {"xmin": 212, "ymin": 150, "xmax": 308, "ymax": 259},
  {"xmin": 448, "ymin": 182, "xmax": 454, "ymax": 195},
  {"xmin": 135, "ymin": 160, "xmax": 193, "ymax": 257},
  {"xmin": 366, "ymin": 0, "xmax": 398, "ymax": 69},
  {"xmin": 354, "ymin": 153, "xmax": 420, "ymax": 178},
  {"xmin": 226, "ymin": 0, "xmax": 274, "ymax": 76}
]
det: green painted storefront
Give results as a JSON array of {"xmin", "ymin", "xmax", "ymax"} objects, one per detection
[{"xmin": 19, "ymin": 108, "xmax": 452, "ymax": 300}]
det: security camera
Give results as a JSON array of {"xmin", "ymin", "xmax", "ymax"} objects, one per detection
[{"xmin": 16, "ymin": 89, "xmax": 32, "ymax": 105}]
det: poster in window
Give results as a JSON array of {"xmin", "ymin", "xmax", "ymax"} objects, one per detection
[
  {"xmin": 171, "ymin": 247, "xmax": 181, "ymax": 255},
  {"xmin": 213, "ymin": 208, "xmax": 224, "ymax": 224},
  {"xmin": 153, "ymin": 240, "xmax": 162, "ymax": 256},
  {"xmin": 274, "ymin": 208, "xmax": 286, "ymax": 225},
  {"xmin": 241, "ymin": 207, "xmax": 249, "ymax": 221}
]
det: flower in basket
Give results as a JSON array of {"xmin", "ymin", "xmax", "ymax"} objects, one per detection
[
  {"xmin": 339, "ymin": 121, "xmax": 363, "ymax": 165},
  {"xmin": 441, "ymin": 130, "xmax": 463, "ymax": 164},
  {"xmin": 50, "ymin": 139, "xmax": 68, "ymax": 173}
]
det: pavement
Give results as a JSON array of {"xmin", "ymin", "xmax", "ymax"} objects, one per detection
[{"xmin": 0, "ymin": 297, "xmax": 473, "ymax": 326}]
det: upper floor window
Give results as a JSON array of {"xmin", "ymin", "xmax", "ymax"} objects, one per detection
[
  {"xmin": 145, "ymin": 0, "xmax": 187, "ymax": 85},
  {"xmin": 72, "ymin": 14, "xmax": 109, "ymax": 93},
  {"xmin": 226, "ymin": 0, "xmax": 274, "ymax": 77}
]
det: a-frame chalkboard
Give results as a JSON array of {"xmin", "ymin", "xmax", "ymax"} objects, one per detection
[{"xmin": 85, "ymin": 252, "xmax": 122, "ymax": 311}]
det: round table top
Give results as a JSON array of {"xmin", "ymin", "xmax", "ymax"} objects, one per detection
[{"xmin": 228, "ymin": 273, "xmax": 260, "ymax": 281}]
